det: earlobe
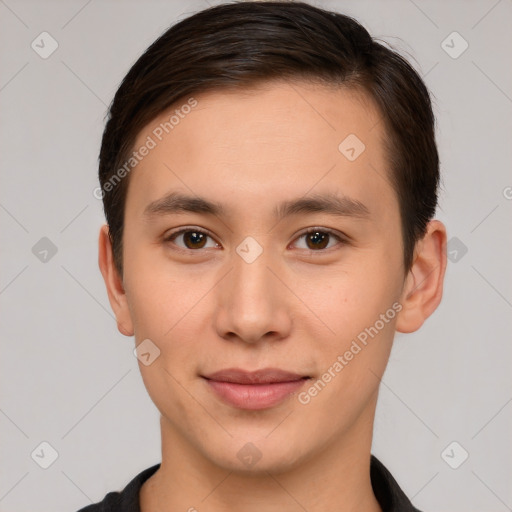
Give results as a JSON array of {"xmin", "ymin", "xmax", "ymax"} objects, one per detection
[
  {"xmin": 98, "ymin": 224, "xmax": 134, "ymax": 337},
  {"xmin": 395, "ymin": 220, "xmax": 447, "ymax": 334}
]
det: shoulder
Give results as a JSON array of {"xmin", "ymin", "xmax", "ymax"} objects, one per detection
[
  {"xmin": 370, "ymin": 455, "xmax": 423, "ymax": 512},
  {"xmin": 74, "ymin": 463, "xmax": 161, "ymax": 512}
]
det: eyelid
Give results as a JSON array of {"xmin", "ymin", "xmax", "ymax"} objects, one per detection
[
  {"xmin": 164, "ymin": 226, "xmax": 215, "ymax": 239},
  {"xmin": 163, "ymin": 226, "xmax": 221, "ymax": 251},
  {"xmin": 290, "ymin": 226, "xmax": 348, "ymax": 250}
]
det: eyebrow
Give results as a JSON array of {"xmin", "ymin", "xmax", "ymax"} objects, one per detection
[{"xmin": 143, "ymin": 191, "xmax": 370, "ymax": 221}]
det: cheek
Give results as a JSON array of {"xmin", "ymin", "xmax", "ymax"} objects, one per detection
[
  {"xmin": 123, "ymin": 242, "xmax": 207, "ymax": 339},
  {"xmin": 294, "ymin": 258, "xmax": 402, "ymax": 404},
  {"xmin": 295, "ymin": 272, "xmax": 399, "ymax": 424},
  {"xmin": 128, "ymin": 271, "xmax": 208, "ymax": 423},
  {"xmin": 303, "ymin": 262, "xmax": 401, "ymax": 341},
  {"xmin": 124, "ymin": 258, "xmax": 216, "ymax": 399}
]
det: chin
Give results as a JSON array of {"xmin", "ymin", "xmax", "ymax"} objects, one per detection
[{"xmin": 202, "ymin": 434, "xmax": 308, "ymax": 475}]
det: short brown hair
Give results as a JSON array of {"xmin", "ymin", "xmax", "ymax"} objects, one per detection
[{"xmin": 98, "ymin": 0, "xmax": 439, "ymax": 276}]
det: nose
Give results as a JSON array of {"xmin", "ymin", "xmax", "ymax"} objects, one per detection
[{"xmin": 212, "ymin": 246, "xmax": 292, "ymax": 345}]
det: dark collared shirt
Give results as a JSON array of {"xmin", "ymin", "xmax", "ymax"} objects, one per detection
[{"xmin": 76, "ymin": 455, "xmax": 422, "ymax": 511}]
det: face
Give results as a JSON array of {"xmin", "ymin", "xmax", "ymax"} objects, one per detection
[{"xmin": 108, "ymin": 80, "xmax": 413, "ymax": 472}]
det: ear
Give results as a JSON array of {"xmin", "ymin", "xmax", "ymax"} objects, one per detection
[
  {"xmin": 395, "ymin": 220, "xmax": 447, "ymax": 333},
  {"xmin": 98, "ymin": 224, "xmax": 134, "ymax": 337}
]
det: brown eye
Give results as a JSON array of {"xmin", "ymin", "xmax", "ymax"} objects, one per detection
[
  {"xmin": 305, "ymin": 231, "xmax": 330, "ymax": 250},
  {"xmin": 293, "ymin": 228, "xmax": 344, "ymax": 251},
  {"xmin": 165, "ymin": 229, "xmax": 219, "ymax": 251},
  {"xmin": 182, "ymin": 231, "xmax": 207, "ymax": 249}
]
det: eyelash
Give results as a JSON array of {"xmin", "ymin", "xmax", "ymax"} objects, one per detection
[{"xmin": 163, "ymin": 226, "xmax": 347, "ymax": 253}]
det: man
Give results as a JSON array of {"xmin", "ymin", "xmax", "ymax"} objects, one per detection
[{"xmin": 80, "ymin": 1, "xmax": 447, "ymax": 510}]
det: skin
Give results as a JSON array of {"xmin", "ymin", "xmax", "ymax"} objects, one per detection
[{"xmin": 98, "ymin": 80, "xmax": 447, "ymax": 512}]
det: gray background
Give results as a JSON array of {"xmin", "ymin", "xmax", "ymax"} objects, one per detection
[{"xmin": 1, "ymin": 1, "xmax": 511, "ymax": 511}]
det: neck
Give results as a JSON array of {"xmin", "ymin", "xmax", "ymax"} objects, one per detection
[{"xmin": 141, "ymin": 398, "xmax": 382, "ymax": 512}]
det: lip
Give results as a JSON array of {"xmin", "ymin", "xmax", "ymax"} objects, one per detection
[{"xmin": 202, "ymin": 368, "xmax": 310, "ymax": 410}]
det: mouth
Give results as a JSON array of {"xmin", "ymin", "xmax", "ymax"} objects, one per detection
[{"xmin": 201, "ymin": 368, "xmax": 311, "ymax": 410}]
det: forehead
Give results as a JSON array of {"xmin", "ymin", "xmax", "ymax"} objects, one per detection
[{"xmin": 126, "ymin": 80, "xmax": 396, "ymax": 220}]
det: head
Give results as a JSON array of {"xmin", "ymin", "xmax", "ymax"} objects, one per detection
[{"xmin": 98, "ymin": 1, "xmax": 446, "ymax": 474}]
